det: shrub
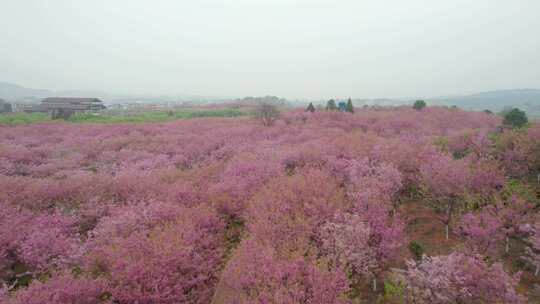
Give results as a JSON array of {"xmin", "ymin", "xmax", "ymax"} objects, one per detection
[
  {"xmin": 254, "ymin": 103, "xmax": 280, "ymax": 126},
  {"xmin": 502, "ymin": 108, "xmax": 528, "ymax": 129},
  {"xmin": 382, "ymin": 280, "xmax": 405, "ymax": 304},
  {"xmin": 412, "ymin": 100, "xmax": 426, "ymax": 111},
  {"xmin": 408, "ymin": 241, "xmax": 424, "ymax": 261}
]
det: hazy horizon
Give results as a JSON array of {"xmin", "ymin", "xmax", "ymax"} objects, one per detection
[{"xmin": 2, "ymin": 0, "xmax": 540, "ymax": 99}]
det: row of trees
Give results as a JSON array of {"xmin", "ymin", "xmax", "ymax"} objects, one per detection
[
  {"xmin": 299, "ymin": 99, "xmax": 529, "ymax": 132},
  {"xmin": 306, "ymin": 99, "xmax": 355, "ymax": 113},
  {"xmin": 413, "ymin": 99, "xmax": 529, "ymax": 129}
]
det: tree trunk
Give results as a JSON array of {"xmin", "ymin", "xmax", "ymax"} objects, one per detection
[
  {"xmin": 444, "ymin": 201, "xmax": 454, "ymax": 240},
  {"xmin": 535, "ymin": 265, "xmax": 539, "ymax": 277},
  {"xmin": 373, "ymin": 278, "xmax": 377, "ymax": 292},
  {"xmin": 505, "ymin": 236, "xmax": 509, "ymax": 254}
]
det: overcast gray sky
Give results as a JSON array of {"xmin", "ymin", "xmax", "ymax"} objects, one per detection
[{"xmin": 1, "ymin": 0, "xmax": 539, "ymax": 99}]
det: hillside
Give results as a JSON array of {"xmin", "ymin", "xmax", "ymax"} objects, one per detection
[
  {"xmin": 0, "ymin": 82, "xmax": 228, "ymax": 105},
  {"xmin": 0, "ymin": 82, "xmax": 52, "ymax": 100},
  {"xmin": 432, "ymin": 89, "xmax": 540, "ymax": 115},
  {"xmin": 2, "ymin": 107, "xmax": 540, "ymax": 303}
]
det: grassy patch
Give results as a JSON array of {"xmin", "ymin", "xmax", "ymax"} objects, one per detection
[
  {"xmin": 1, "ymin": 109, "xmax": 247, "ymax": 125},
  {"xmin": 68, "ymin": 109, "xmax": 246, "ymax": 123},
  {"xmin": 0, "ymin": 112, "xmax": 51, "ymax": 125},
  {"xmin": 176, "ymin": 109, "xmax": 246, "ymax": 119}
]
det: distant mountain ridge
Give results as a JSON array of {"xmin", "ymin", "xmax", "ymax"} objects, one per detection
[
  {"xmin": 2, "ymin": 82, "xmax": 539, "ymax": 114},
  {"xmin": 0, "ymin": 82, "xmax": 227, "ymax": 104},
  {"xmin": 431, "ymin": 89, "xmax": 540, "ymax": 110},
  {"xmin": 0, "ymin": 82, "xmax": 53, "ymax": 99},
  {"xmin": 431, "ymin": 89, "xmax": 540, "ymax": 116},
  {"xmin": 0, "ymin": 82, "xmax": 114, "ymax": 102}
]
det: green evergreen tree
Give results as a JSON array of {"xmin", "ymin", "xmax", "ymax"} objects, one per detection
[
  {"xmin": 346, "ymin": 98, "xmax": 354, "ymax": 113},
  {"xmin": 306, "ymin": 102, "xmax": 315, "ymax": 113},
  {"xmin": 413, "ymin": 100, "xmax": 426, "ymax": 110},
  {"xmin": 326, "ymin": 99, "xmax": 337, "ymax": 111}
]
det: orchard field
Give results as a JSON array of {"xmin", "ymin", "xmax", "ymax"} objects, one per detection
[{"xmin": 1, "ymin": 106, "xmax": 540, "ymax": 303}]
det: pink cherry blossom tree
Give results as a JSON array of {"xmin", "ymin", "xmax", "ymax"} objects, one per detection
[
  {"xmin": 318, "ymin": 213, "xmax": 377, "ymax": 290},
  {"xmin": 222, "ymin": 238, "xmax": 351, "ymax": 304},
  {"xmin": 246, "ymin": 168, "xmax": 346, "ymax": 255},
  {"xmin": 4, "ymin": 274, "xmax": 107, "ymax": 304},
  {"xmin": 495, "ymin": 196, "xmax": 535, "ymax": 254},
  {"xmin": 457, "ymin": 207, "xmax": 503, "ymax": 255},
  {"xmin": 419, "ymin": 149, "xmax": 472, "ymax": 239},
  {"xmin": 85, "ymin": 207, "xmax": 225, "ymax": 303},
  {"xmin": 523, "ymin": 227, "xmax": 540, "ymax": 276},
  {"xmin": 318, "ymin": 205, "xmax": 405, "ymax": 292},
  {"xmin": 403, "ymin": 252, "xmax": 524, "ymax": 303}
]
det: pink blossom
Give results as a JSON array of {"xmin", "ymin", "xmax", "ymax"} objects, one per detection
[
  {"xmin": 404, "ymin": 252, "xmax": 524, "ymax": 303},
  {"xmin": 457, "ymin": 208, "xmax": 503, "ymax": 255},
  {"xmin": 222, "ymin": 238, "xmax": 350, "ymax": 303},
  {"xmin": 5, "ymin": 274, "xmax": 107, "ymax": 304}
]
